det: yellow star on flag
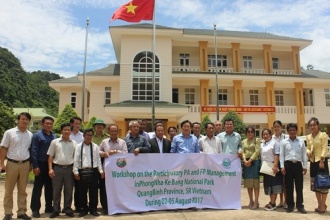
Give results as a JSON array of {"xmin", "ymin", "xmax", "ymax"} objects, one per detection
[{"xmin": 125, "ymin": 1, "xmax": 138, "ymax": 14}]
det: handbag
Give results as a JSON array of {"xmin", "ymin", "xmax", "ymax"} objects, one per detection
[
  {"xmin": 259, "ymin": 161, "xmax": 276, "ymax": 177},
  {"xmin": 314, "ymin": 169, "xmax": 330, "ymax": 189},
  {"xmin": 79, "ymin": 143, "xmax": 94, "ymax": 183}
]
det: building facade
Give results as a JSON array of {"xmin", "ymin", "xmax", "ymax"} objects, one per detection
[{"xmin": 49, "ymin": 23, "xmax": 330, "ymax": 137}]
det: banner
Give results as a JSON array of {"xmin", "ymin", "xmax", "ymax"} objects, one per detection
[
  {"xmin": 201, "ymin": 106, "xmax": 275, "ymax": 113},
  {"xmin": 105, "ymin": 154, "xmax": 242, "ymax": 215}
]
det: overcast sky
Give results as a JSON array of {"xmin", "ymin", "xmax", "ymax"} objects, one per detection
[{"xmin": 1, "ymin": 0, "xmax": 330, "ymax": 77}]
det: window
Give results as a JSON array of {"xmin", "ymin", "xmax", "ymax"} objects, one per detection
[
  {"xmin": 325, "ymin": 89, "xmax": 330, "ymax": 106},
  {"xmin": 180, "ymin": 54, "xmax": 189, "ymax": 66},
  {"xmin": 249, "ymin": 90, "xmax": 259, "ymax": 105},
  {"xmin": 275, "ymin": 90, "xmax": 284, "ymax": 106},
  {"xmin": 105, "ymin": 87, "xmax": 111, "ymax": 105},
  {"xmin": 172, "ymin": 88, "xmax": 178, "ymax": 103},
  {"xmin": 218, "ymin": 89, "xmax": 228, "ymax": 105},
  {"xmin": 185, "ymin": 88, "xmax": 195, "ymax": 104},
  {"xmin": 250, "ymin": 125, "xmax": 261, "ymax": 137},
  {"xmin": 132, "ymin": 51, "xmax": 160, "ymax": 101},
  {"xmin": 243, "ymin": 56, "xmax": 253, "ymax": 69},
  {"xmin": 272, "ymin": 58, "xmax": 279, "ymax": 70},
  {"xmin": 209, "ymin": 89, "xmax": 212, "ymax": 105},
  {"xmin": 71, "ymin": 92, "xmax": 76, "ymax": 108},
  {"xmin": 208, "ymin": 55, "xmax": 227, "ymax": 67}
]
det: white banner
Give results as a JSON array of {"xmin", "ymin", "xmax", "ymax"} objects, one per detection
[{"xmin": 105, "ymin": 153, "xmax": 242, "ymax": 215}]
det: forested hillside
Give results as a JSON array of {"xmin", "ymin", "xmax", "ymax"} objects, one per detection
[{"xmin": 0, "ymin": 47, "xmax": 61, "ymax": 116}]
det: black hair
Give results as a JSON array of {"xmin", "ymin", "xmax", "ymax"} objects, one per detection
[
  {"xmin": 42, "ymin": 116, "xmax": 54, "ymax": 123},
  {"xmin": 204, "ymin": 122, "xmax": 215, "ymax": 129},
  {"xmin": 308, "ymin": 117, "xmax": 320, "ymax": 126},
  {"xmin": 273, "ymin": 120, "xmax": 283, "ymax": 127},
  {"xmin": 83, "ymin": 128, "xmax": 94, "ymax": 135},
  {"xmin": 70, "ymin": 116, "xmax": 82, "ymax": 124},
  {"xmin": 60, "ymin": 123, "xmax": 71, "ymax": 131},
  {"xmin": 167, "ymin": 126, "xmax": 177, "ymax": 134},
  {"xmin": 245, "ymin": 125, "xmax": 256, "ymax": 135},
  {"xmin": 181, "ymin": 120, "xmax": 192, "ymax": 128},
  {"xmin": 17, "ymin": 112, "xmax": 32, "ymax": 121},
  {"xmin": 286, "ymin": 123, "xmax": 298, "ymax": 131}
]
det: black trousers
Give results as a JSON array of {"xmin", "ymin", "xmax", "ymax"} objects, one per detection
[
  {"xmin": 74, "ymin": 179, "xmax": 81, "ymax": 211},
  {"xmin": 30, "ymin": 161, "xmax": 53, "ymax": 212},
  {"xmin": 284, "ymin": 161, "xmax": 304, "ymax": 209},
  {"xmin": 99, "ymin": 157, "xmax": 107, "ymax": 211},
  {"xmin": 79, "ymin": 168, "xmax": 99, "ymax": 212}
]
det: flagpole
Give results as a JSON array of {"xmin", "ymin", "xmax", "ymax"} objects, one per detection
[
  {"xmin": 82, "ymin": 18, "xmax": 89, "ymax": 122},
  {"xmin": 151, "ymin": 0, "xmax": 156, "ymax": 127},
  {"xmin": 214, "ymin": 24, "xmax": 219, "ymax": 120}
]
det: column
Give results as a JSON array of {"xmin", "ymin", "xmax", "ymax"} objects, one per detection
[
  {"xmin": 233, "ymin": 80, "xmax": 243, "ymax": 120},
  {"xmin": 265, "ymin": 81, "xmax": 276, "ymax": 129},
  {"xmin": 199, "ymin": 41, "xmax": 208, "ymax": 71},
  {"xmin": 263, "ymin": 44, "xmax": 272, "ymax": 74},
  {"xmin": 292, "ymin": 46, "xmax": 301, "ymax": 75},
  {"xmin": 294, "ymin": 82, "xmax": 305, "ymax": 135},
  {"xmin": 200, "ymin": 79, "xmax": 209, "ymax": 121},
  {"xmin": 231, "ymin": 43, "xmax": 241, "ymax": 72},
  {"xmin": 115, "ymin": 120, "xmax": 126, "ymax": 138}
]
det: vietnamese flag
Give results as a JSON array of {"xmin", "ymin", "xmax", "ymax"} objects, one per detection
[{"xmin": 111, "ymin": 0, "xmax": 155, "ymax": 22}]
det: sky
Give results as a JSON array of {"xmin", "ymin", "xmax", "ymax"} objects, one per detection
[{"xmin": 1, "ymin": 0, "xmax": 330, "ymax": 78}]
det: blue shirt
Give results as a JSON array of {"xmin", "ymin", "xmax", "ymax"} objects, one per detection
[
  {"xmin": 30, "ymin": 129, "xmax": 57, "ymax": 168},
  {"xmin": 124, "ymin": 134, "xmax": 151, "ymax": 153},
  {"xmin": 170, "ymin": 133, "xmax": 199, "ymax": 153},
  {"xmin": 217, "ymin": 131, "xmax": 241, "ymax": 154}
]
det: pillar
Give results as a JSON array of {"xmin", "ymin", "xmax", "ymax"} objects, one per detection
[
  {"xmin": 294, "ymin": 82, "xmax": 305, "ymax": 135},
  {"xmin": 199, "ymin": 41, "xmax": 208, "ymax": 71},
  {"xmin": 231, "ymin": 43, "xmax": 241, "ymax": 72},
  {"xmin": 263, "ymin": 44, "xmax": 272, "ymax": 74},
  {"xmin": 292, "ymin": 46, "xmax": 301, "ymax": 75},
  {"xmin": 116, "ymin": 120, "xmax": 126, "ymax": 138},
  {"xmin": 233, "ymin": 80, "xmax": 243, "ymax": 120},
  {"xmin": 265, "ymin": 81, "xmax": 276, "ymax": 129},
  {"xmin": 200, "ymin": 79, "xmax": 209, "ymax": 121}
]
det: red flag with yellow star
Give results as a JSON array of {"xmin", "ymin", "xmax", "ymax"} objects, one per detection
[{"xmin": 111, "ymin": 0, "xmax": 154, "ymax": 22}]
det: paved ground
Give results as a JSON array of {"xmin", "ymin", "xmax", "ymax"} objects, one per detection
[{"xmin": 0, "ymin": 164, "xmax": 329, "ymax": 220}]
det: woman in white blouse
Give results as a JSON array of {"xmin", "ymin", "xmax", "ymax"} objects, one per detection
[{"xmin": 261, "ymin": 128, "xmax": 283, "ymax": 211}]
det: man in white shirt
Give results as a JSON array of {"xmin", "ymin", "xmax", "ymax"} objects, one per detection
[
  {"xmin": 0, "ymin": 112, "xmax": 33, "ymax": 220},
  {"xmin": 69, "ymin": 116, "xmax": 83, "ymax": 212},
  {"xmin": 199, "ymin": 122, "xmax": 222, "ymax": 154},
  {"xmin": 73, "ymin": 129, "xmax": 104, "ymax": 217}
]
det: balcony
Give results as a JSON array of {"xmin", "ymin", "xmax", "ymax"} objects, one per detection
[{"xmin": 273, "ymin": 70, "xmax": 294, "ymax": 75}]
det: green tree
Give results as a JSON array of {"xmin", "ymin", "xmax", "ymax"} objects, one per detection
[
  {"xmin": 221, "ymin": 111, "xmax": 245, "ymax": 135},
  {"xmin": 200, "ymin": 114, "xmax": 212, "ymax": 135},
  {"xmin": 0, "ymin": 99, "xmax": 16, "ymax": 141},
  {"xmin": 53, "ymin": 104, "xmax": 78, "ymax": 134},
  {"xmin": 85, "ymin": 116, "xmax": 97, "ymax": 129}
]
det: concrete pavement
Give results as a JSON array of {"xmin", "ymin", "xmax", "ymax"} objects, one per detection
[{"xmin": 0, "ymin": 168, "xmax": 329, "ymax": 220}]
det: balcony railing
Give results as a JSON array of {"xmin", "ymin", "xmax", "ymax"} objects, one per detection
[
  {"xmin": 187, "ymin": 105, "xmax": 315, "ymax": 114},
  {"xmin": 172, "ymin": 66, "xmax": 200, "ymax": 72},
  {"xmin": 208, "ymin": 67, "xmax": 234, "ymax": 73},
  {"xmin": 242, "ymin": 68, "xmax": 266, "ymax": 74},
  {"xmin": 273, "ymin": 70, "xmax": 294, "ymax": 75}
]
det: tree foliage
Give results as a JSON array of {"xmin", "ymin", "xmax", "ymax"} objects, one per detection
[
  {"xmin": 200, "ymin": 114, "xmax": 212, "ymax": 135},
  {"xmin": 221, "ymin": 111, "xmax": 246, "ymax": 135},
  {"xmin": 307, "ymin": 64, "xmax": 314, "ymax": 70},
  {"xmin": 0, "ymin": 99, "xmax": 16, "ymax": 141},
  {"xmin": 0, "ymin": 47, "xmax": 61, "ymax": 117},
  {"xmin": 53, "ymin": 104, "xmax": 78, "ymax": 134},
  {"xmin": 85, "ymin": 116, "xmax": 97, "ymax": 129}
]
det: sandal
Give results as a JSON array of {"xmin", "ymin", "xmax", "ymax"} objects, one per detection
[
  {"xmin": 251, "ymin": 203, "xmax": 259, "ymax": 210},
  {"xmin": 276, "ymin": 204, "xmax": 283, "ymax": 208}
]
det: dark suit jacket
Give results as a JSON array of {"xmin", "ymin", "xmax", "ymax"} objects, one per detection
[{"xmin": 149, "ymin": 137, "xmax": 171, "ymax": 153}]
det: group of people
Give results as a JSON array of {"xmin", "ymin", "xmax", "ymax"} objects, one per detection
[
  {"xmin": 241, "ymin": 118, "xmax": 329, "ymax": 214},
  {"xmin": 0, "ymin": 112, "xmax": 329, "ymax": 219}
]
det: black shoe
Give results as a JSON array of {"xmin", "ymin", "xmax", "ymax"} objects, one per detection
[
  {"xmin": 32, "ymin": 212, "xmax": 40, "ymax": 218},
  {"xmin": 3, "ymin": 215, "xmax": 12, "ymax": 220},
  {"xmin": 286, "ymin": 208, "xmax": 294, "ymax": 213},
  {"xmin": 17, "ymin": 214, "xmax": 31, "ymax": 220},
  {"xmin": 78, "ymin": 211, "xmax": 87, "ymax": 217},
  {"xmin": 65, "ymin": 212, "xmax": 74, "ymax": 217},
  {"xmin": 45, "ymin": 208, "xmax": 54, "ymax": 213},
  {"xmin": 49, "ymin": 212, "xmax": 59, "ymax": 218},
  {"xmin": 90, "ymin": 211, "xmax": 100, "ymax": 216},
  {"xmin": 298, "ymin": 208, "xmax": 307, "ymax": 214},
  {"xmin": 102, "ymin": 209, "xmax": 108, "ymax": 215}
]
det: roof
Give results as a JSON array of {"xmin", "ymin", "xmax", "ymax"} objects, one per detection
[
  {"xmin": 13, "ymin": 108, "xmax": 54, "ymax": 119},
  {"xmin": 105, "ymin": 100, "xmax": 188, "ymax": 108},
  {"xmin": 50, "ymin": 64, "xmax": 120, "ymax": 83},
  {"xmin": 301, "ymin": 70, "xmax": 330, "ymax": 79},
  {"xmin": 111, "ymin": 23, "xmax": 311, "ymax": 42}
]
